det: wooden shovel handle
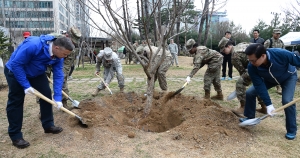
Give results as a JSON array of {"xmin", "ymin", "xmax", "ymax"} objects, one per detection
[
  {"xmin": 95, "ymin": 74, "xmax": 113, "ymax": 94},
  {"xmin": 33, "ymin": 89, "xmax": 76, "ymax": 117},
  {"xmin": 47, "ymin": 77, "xmax": 69, "ymax": 98},
  {"xmin": 182, "ymin": 82, "xmax": 188, "ymax": 88},
  {"xmin": 274, "ymin": 97, "xmax": 300, "ymax": 113}
]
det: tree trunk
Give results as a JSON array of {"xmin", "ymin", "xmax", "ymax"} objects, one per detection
[
  {"xmin": 203, "ymin": 0, "xmax": 215, "ymax": 46},
  {"xmin": 198, "ymin": 0, "xmax": 209, "ymax": 44},
  {"xmin": 126, "ymin": 0, "xmax": 132, "ymax": 42},
  {"xmin": 144, "ymin": 0, "xmax": 150, "ymax": 35},
  {"xmin": 144, "ymin": 74, "xmax": 155, "ymax": 115},
  {"xmin": 175, "ymin": 0, "xmax": 182, "ymax": 54},
  {"xmin": 137, "ymin": 0, "xmax": 144, "ymax": 40},
  {"xmin": 122, "ymin": 0, "xmax": 129, "ymax": 41}
]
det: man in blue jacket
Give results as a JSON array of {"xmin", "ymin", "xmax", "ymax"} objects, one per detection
[
  {"xmin": 240, "ymin": 43, "xmax": 299, "ymax": 140},
  {"xmin": 4, "ymin": 35, "xmax": 74, "ymax": 148}
]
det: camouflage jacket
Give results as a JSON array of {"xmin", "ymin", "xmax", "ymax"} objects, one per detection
[
  {"xmin": 189, "ymin": 46, "xmax": 223, "ymax": 77},
  {"xmin": 264, "ymin": 37, "xmax": 285, "ymax": 49},
  {"xmin": 231, "ymin": 42, "xmax": 250, "ymax": 75}
]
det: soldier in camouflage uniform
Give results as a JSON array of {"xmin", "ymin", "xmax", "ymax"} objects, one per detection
[
  {"xmin": 92, "ymin": 47, "xmax": 125, "ymax": 96},
  {"xmin": 42, "ymin": 27, "xmax": 81, "ymax": 107},
  {"xmin": 264, "ymin": 29, "xmax": 285, "ymax": 95},
  {"xmin": 143, "ymin": 46, "xmax": 172, "ymax": 91},
  {"xmin": 218, "ymin": 37, "xmax": 267, "ymax": 115},
  {"xmin": 185, "ymin": 39, "xmax": 224, "ymax": 100}
]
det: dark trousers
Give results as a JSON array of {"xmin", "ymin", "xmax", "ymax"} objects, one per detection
[
  {"xmin": 221, "ymin": 53, "xmax": 232, "ymax": 78},
  {"xmin": 69, "ymin": 64, "xmax": 74, "ymax": 76},
  {"xmin": 4, "ymin": 66, "xmax": 54, "ymax": 141}
]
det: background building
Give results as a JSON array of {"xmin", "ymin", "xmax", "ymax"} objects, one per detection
[{"xmin": 0, "ymin": 0, "xmax": 90, "ymax": 46}]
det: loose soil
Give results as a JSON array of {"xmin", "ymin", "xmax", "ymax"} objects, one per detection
[{"xmin": 68, "ymin": 91, "xmax": 251, "ymax": 151}]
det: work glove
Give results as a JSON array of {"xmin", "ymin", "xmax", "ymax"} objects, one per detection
[
  {"xmin": 186, "ymin": 76, "xmax": 191, "ymax": 83},
  {"xmin": 267, "ymin": 104, "xmax": 275, "ymax": 116},
  {"xmin": 55, "ymin": 101, "xmax": 63, "ymax": 110},
  {"xmin": 94, "ymin": 71, "xmax": 100, "ymax": 75},
  {"xmin": 24, "ymin": 87, "xmax": 35, "ymax": 95}
]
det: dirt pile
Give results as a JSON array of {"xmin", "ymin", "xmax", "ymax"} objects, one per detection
[{"xmin": 68, "ymin": 91, "xmax": 252, "ymax": 148}]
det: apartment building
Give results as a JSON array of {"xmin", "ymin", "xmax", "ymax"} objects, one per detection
[{"xmin": 0, "ymin": 0, "xmax": 89, "ymax": 45}]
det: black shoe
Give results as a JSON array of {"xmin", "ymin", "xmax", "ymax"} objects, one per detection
[
  {"xmin": 12, "ymin": 138, "xmax": 30, "ymax": 149},
  {"xmin": 44, "ymin": 126, "xmax": 63, "ymax": 134}
]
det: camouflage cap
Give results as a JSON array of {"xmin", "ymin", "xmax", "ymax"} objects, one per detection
[
  {"xmin": 104, "ymin": 47, "xmax": 113, "ymax": 60},
  {"xmin": 218, "ymin": 37, "xmax": 229, "ymax": 52},
  {"xmin": 48, "ymin": 32, "xmax": 65, "ymax": 38},
  {"xmin": 273, "ymin": 29, "xmax": 281, "ymax": 34},
  {"xmin": 185, "ymin": 39, "xmax": 196, "ymax": 51},
  {"xmin": 69, "ymin": 27, "xmax": 82, "ymax": 44}
]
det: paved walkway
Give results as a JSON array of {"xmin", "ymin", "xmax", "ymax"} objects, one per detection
[{"xmin": 68, "ymin": 76, "xmax": 241, "ymax": 83}]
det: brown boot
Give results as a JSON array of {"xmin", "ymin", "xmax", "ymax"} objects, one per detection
[
  {"xmin": 92, "ymin": 88, "xmax": 101, "ymax": 96},
  {"xmin": 204, "ymin": 90, "xmax": 210, "ymax": 99},
  {"xmin": 211, "ymin": 91, "xmax": 223, "ymax": 100},
  {"xmin": 276, "ymin": 85, "xmax": 282, "ymax": 95},
  {"xmin": 120, "ymin": 87, "xmax": 124, "ymax": 93},
  {"xmin": 256, "ymin": 103, "xmax": 267, "ymax": 114},
  {"xmin": 232, "ymin": 100, "xmax": 245, "ymax": 117}
]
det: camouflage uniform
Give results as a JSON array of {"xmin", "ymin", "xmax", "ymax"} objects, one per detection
[
  {"xmin": 219, "ymin": 38, "xmax": 266, "ymax": 114},
  {"xmin": 143, "ymin": 46, "xmax": 172, "ymax": 91},
  {"xmin": 188, "ymin": 46, "xmax": 223, "ymax": 94},
  {"xmin": 264, "ymin": 29, "xmax": 285, "ymax": 95},
  {"xmin": 92, "ymin": 47, "xmax": 125, "ymax": 96}
]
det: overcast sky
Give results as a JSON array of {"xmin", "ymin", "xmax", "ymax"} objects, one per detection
[{"xmin": 194, "ymin": 0, "xmax": 294, "ymax": 33}]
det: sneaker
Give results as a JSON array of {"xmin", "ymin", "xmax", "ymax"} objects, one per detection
[
  {"xmin": 285, "ymin": 133, "xmax": 296, "ymax": 140},
  {"xmin": 220, "ymin": 77, "xmax": 225, "ymax": 80},
  {"xmin": 67, "ymin": 76, "xmax": 73, "ymax": 80},
  {"xmin": 227, "ymin": 77, "xmax": 232, "ymax": 81},
  {"xmin": 239, "ymin": 117, "xmax": 250, "ymax": 122}
]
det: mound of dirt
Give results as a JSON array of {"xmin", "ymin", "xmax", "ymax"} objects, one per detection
[{"xmin": 68, "ymin": 91, "xmax": 252, "ymax": 148}]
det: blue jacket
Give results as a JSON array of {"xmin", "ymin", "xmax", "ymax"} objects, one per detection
[
  {"xmin": 248, "ymin": 48, "xmax": 300, "ymax": 106},
  {"xmin": 6, "ymin": 35, "xmax": 64, "ymax": 101}
]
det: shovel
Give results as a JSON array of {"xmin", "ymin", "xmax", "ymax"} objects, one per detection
[
  {"xmin": 95, "ymin": 74, "xmax": 113, "ymax": 95},
  {"xmin": 239, "ymin": 97, "xmax": 300, "ymax": 127},
  {"xmin": 47, "ymin": 77, "xmax": 80, "ymax": 108},
  {"xmin": 164, "ymin": 82, "xmax": 188, "ymax": 102},
  {"xmin": 227, "ymin": 90, "xmax": 237, "ymax": 101},
  {"xmin": 33, "ymin": 89, "xmax": 87, "ymax": 127}
]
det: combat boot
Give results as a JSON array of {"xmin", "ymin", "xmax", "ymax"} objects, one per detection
[
  {"xmin": 120, "ymin": 87, "xmax": 124, "ymax": 93},
  {"xmin": 92, "ymin": 88, "xmax": 101, "ymax": 96},
  {"xmin": 204, "ymin": 90, "xmax": 210, "ymax": 99},
  {"xmin": 232, "ymin": 100, "xmax": 245, "ymax": 117},
  {"xmin": 256, "ymin": 103, "xmax": 267, "ymax": 114},
  {"xmin": 211, "ymin": 91, "xmax": 223, "ymax": 100}
]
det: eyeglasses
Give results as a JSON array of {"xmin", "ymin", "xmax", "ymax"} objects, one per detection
[{"xmin": 247, "ymin": 56, "xmax": 261, "ymax": 64}]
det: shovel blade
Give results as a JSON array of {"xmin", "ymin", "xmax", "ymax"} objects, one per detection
[
  {"xmin": 227, "ymin": 90, "xmax": 237, "ymax": 101},
  {"xmin": 71, "ymin": 100, "xmax": 80, "ymax": 108},
  {"xmin": 239, "ymin": 118, "xmax": 261, "ymax": 127}
]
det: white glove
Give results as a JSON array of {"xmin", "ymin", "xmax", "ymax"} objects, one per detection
[
  {"xmin": 186, "ymin": 76, "xmax": 191, "ymax": 83},
  {"xmin": 24, "ymin": 87, "xmax": 35, "ymax": 95},
  {"xmin": 94, "ymin": 71, "xmax": 99, "ymax": 75},
  {"xmin": 267, "ymin": 104, "xmax": 275, "ymax": 116},
  {"xmin": 55, "ymin": 101, "xmax": 63, "ymax": 110}
]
